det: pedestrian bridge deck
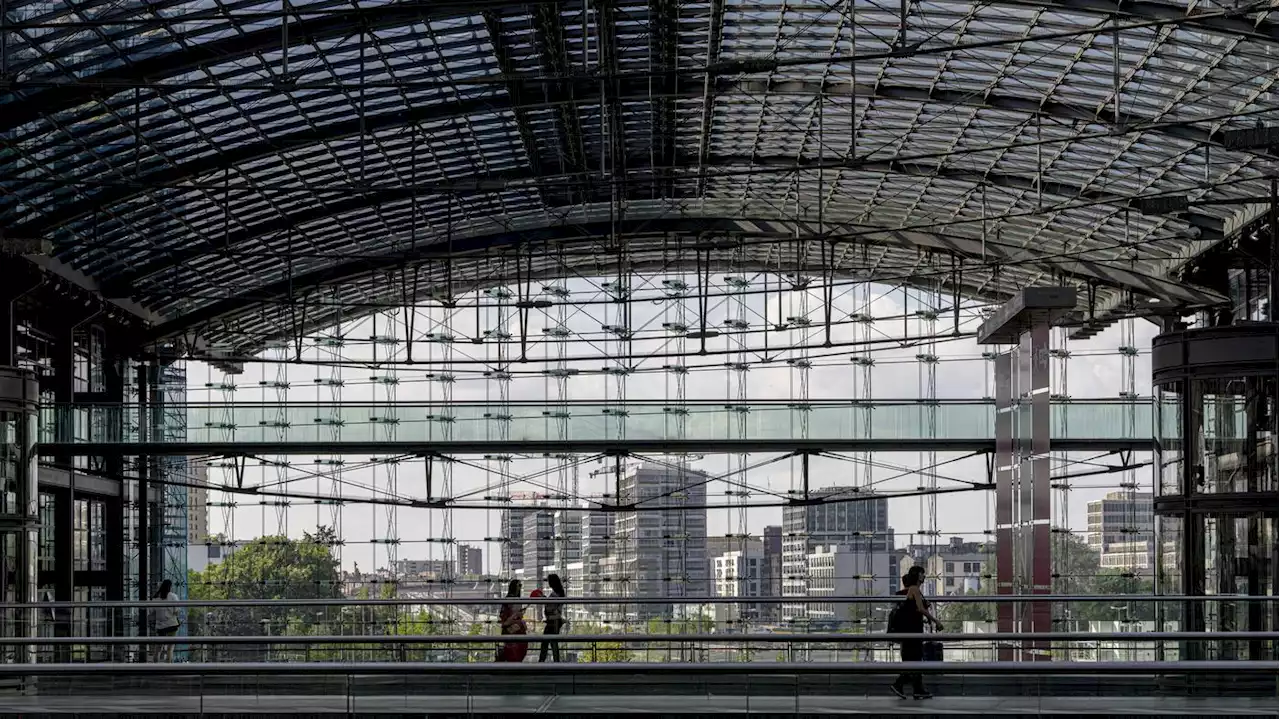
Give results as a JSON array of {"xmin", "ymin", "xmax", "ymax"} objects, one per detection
[
  {"xmin": 9, "ymin": 662, "xmax": 1278, "ymax": 717},
  {"xmin": 37, "ymin": 398, "xmax": 1186, "ymax": 455}
]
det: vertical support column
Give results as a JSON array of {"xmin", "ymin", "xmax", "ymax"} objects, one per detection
[
  {"xmin": 1021, "ymin": 323, "xmax": 1053, "ymax": 660},
  {"xmin": 978, "ymin": 287, "xmax": 1076, "ymax": 663},
  {"xmin": 135, "ymin": 362, "xmax": 150, "ymax": 647},
  {"xmin": 1180, "ymin": 378, "xmax": 1205, "ymax": 661},
  {"xmin": 0, "ymin": 366, "xmax": 40, "ymax": 665},
  {"xmin": 993, "ymin": 354, "xmax": 1015, "ymax": 661}
]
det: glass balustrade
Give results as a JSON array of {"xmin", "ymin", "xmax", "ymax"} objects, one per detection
[{"xmin": 33, "ymin": 400, "xmax": 1168, "ymax": 446}]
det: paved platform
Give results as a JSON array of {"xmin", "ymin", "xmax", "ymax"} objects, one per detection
[{"xmin": 0, "ymin": 694, "xmax": 1275, "ymax": 717}]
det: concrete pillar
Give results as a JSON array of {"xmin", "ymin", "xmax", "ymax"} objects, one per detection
[{"xmin": 0, "ymin": 366, "xmax": 40, "ymax": 664}]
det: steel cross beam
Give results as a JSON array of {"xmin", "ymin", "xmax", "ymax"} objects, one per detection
[
  {"xmin": 96, "ymin": 153, "xmax": 1238, "ymax": 295},
  {"xmin": 2, "ymin": 0, "xmax": 1272, "ymax": 138},
  {"xmin": 12, "ymin": 77, "xmax": 1265, "ymax": 242}
]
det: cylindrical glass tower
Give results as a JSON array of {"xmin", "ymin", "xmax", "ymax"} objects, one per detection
[
  {"xmin": 0, "ymin": 366, "xmax": 41, "ymax": 664},
  {"xmin": 1152, "ymin": 323, "xmax": 1278, "ymax": 662}
]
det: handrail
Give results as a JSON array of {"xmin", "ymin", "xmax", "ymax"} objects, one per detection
[
  {"xmin": 42, "ymin": 397, "xmax": 1157, "ymax": 408},
  {"xmin": 10, "ymin": 631, "xmax": 1276, "ymax": 645},
  {"xmin": 0, "ymin": 661, "xmax": 1272, "ymax": 676},
  {"xmin": 8, "ymin": 594, "xmax": 1275, "ymax": 609}
]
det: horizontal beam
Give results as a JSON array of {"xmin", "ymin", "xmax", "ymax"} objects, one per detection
[
  {"xmin": 100, "ymin": 156, "xmax": 1226, "ymax": 294},
  {"xmin": 20, "ymin": 76, "xmax": 1250, "ymax": 244},
  {"xmin": 12, "ymin": 594, "xmax": 1267, "ymax": 609},
  {"xmin": 37, "ymin": 438, "xmax": 1156, "ymax": 457},
  {"xmin": 0, "ymin": 661, "xmax": 1273, "ymax": 676},
  {"xmin": 143, "ymin": 217, "xmax": 1225, "ymax": 343},
  {"xmin": 11, "ymin": 631, "xmax": 1273, "ymax": 646},
  {"xmin": 0, "ymin": 0, "xmax": 565, "ymax": 134},
  {"xmin": 5, "ymin": 0, "xmax": 1273, "ymax": 138}
]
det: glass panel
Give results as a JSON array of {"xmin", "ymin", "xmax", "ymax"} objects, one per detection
[{"xmin": 41, "ymin": 399, "xmax": 1158, "ymax": 446}]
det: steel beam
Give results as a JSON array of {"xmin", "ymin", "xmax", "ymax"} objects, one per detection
[
  {"xmin": 37, "ymin": 437, "xmax": 1155, "ymax": 457},
  {"xmin": 15, "ymin": 78, "xmax": 1257, "ymax": 242},
  {"xmin": 98, "ymin": 161, "xmax": 1228, "ymax": 297}
]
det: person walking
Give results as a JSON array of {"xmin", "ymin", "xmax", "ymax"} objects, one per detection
[
  {"xmin": 890, "ymin": 571, "xmax": 943, "ymax": 699},
  {"xmin": 497, "ymin": 580, "xmax": 528, "ymax": 662},
  {"xmin": 539, "ymin": 574, "xmax": 567, "ymax": 662},
  {"xmin": 150, "ymin": 579, "xmax": 181, "ymax": 663}
]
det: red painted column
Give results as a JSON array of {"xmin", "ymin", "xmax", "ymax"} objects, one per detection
[{"xmin": 994, "ymin": 353, "xmax": 1016, "ymax": 661}]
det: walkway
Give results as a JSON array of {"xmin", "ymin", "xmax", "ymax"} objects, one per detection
[
  {"xmin": 39, "ymin": 398, "xmax": 1169, "ymax": 455},
  {"xmin": 2, "ymin": 693, "xmax": 1273, "ymax": 716}
]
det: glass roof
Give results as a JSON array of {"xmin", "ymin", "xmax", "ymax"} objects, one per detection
[{"xmin": 1, "ymin": 0, "xmax": 1275, "ymax": 349}]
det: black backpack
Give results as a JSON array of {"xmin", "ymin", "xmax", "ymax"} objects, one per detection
[{"xmin": 886, "ymin": 597, "xmax": 913, "ymax": 633}]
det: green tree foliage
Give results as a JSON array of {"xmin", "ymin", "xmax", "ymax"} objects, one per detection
[
  {"xmin": 939, "ymin": 532, "xmax": 1156, "ymax": 624},
  {"xmin": 573, "ymin": 622, "xmax": 630, "ymax": 663},
  {"xmin": 187, "ymin": 527, "xmax": 343, "ymax": 656}
]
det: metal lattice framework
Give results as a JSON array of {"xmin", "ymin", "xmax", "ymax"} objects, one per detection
[{"xmin": 1, "ymin": 0, "xmax": 1276, "ymax": 357}]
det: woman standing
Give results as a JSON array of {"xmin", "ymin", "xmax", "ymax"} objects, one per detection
[
  {"xmin": 497, "ymin": 580, "xmax": 528, "ymax": 662},
  {"xmin": 150, "ymin": 579, "xmax": 181, "ymax": 663},
  {"xmin": 539, "ymin": 574, "xmax": 567, "ymax": 662}
]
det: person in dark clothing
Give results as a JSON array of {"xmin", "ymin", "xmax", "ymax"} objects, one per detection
[
  {"xmin": 539, "ymin": 573, "xmax": 567, "ymax": 662},
  {"xmin": 891, "ymin": 571, "xmax": 943, "ymax": 699}
]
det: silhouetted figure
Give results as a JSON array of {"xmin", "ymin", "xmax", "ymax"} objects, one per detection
[
  {"xmin": 539, "ymin": 574, "xmax": 567, "ymax": 662},
  {"xmin": 890, "ymin": 571, "xmax": 942, "ymax": 699},
  {"xmin": 150, "ymin": 579, "xmax": 181, "ymax": 663},
  {"xmin": 497, "ymin": 580, "xmax": 528, "ymax": 662}
]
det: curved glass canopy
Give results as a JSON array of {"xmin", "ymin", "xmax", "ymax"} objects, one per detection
[{"xmin": 1, "ymin": 0, "xmax": 1275, "ymax": 352}]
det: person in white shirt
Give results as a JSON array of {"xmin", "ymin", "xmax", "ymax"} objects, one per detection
[{"xmin": 150, "ymin": 579, "xmax": 180, "ymax": 663}]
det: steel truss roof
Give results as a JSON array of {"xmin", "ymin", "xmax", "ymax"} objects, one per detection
[{"xmin": 1, "ymin": 0, "xmax": 1275, "ymax": 353}]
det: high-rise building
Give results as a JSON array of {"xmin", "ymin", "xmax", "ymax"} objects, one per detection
[
  {"xmin": 781, "ymin": 488, "xmax": 892, "ymax": 622},
  {"xmin": 456, "ymin": 544, "xmax": 484, "ymax": 577},
  {"xmin": 500, "ymin": 507, "xmax": 534, "ymax": 577},
  {"xmin": 552, "ymin": 509, "xmax": 582, "ymax": 570},
  {"xmin": 520, "ymin": 510, "xmax": 555, "ymax": 584},
  {"xmin": 186, "ymin": 459, "xmax": 209, "ymax": 544},
  {"xmin": 762, "ymin": 525, "xmax": 783, "ymax": 620},
  {"xmin": 1087, "ymin": 491, "xmax": 1154, "ymax": 553},
  {"xmin": 579, "ymin": 510, "xmax": 614, "ymax": 597},
  {"xmin": 596, "ymin": 462, "xmax": 708, "ymax": 619},
  {"xmin": 713, "ymin": 547, "xmax": 764, "ymax": 625}
]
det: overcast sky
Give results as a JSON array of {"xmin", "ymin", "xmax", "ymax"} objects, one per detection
[{"xmin": 185, "ymin": 276, "xmax": 1157, "ymax": 573}]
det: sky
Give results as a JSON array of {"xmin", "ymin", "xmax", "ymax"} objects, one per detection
[{"xmin": 183, "ymin": 275, "xmax": 1157, "ymax": 574}]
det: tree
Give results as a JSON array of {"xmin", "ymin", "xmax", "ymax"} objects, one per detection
[
  {"xmin": 1074, "ymin": 570, "xmax": 1156, "ymax": 622},
  {"xmin": 573, "ymin": 622, "xmax": 630, "ymax": 663},
  {"xmin": 940, "ymin": 531, "xmax": 1114, "ymax": 624},
  {"xmin": 187, "ymin": 527, "xmax": 343, "ymax": 645}
]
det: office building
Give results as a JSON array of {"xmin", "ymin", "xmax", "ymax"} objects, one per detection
[
  {"xmin": 595, "ymin": 462, "xmax": 709, "ymax": 619},
  {"xmin": 781, "ymin": 488, "xmax": 892, "ymax": 621},
  {"xmin": 712, "ymin": 547, "xmax": 764, "ymax": 625},
  {"xmin": 456, "ymin": 544, "xmax": 484, "ymax": 577},
  {"xmin": 499, "ymin": 506, "xmax": 535, "ymax": 577},
  {"xmin": 901, "ymin": 537, "xmax": 988, "ymax": 596},
  {"xmin": 395, "ymin": 558, "xmax": 453, "ymax": 578},
  {"xmin": 186, "ymin": 459, "xmax": 210, "ymax": 545},
  {"xmin": 520, "ymin": 510, "xmax": 555, "ymax": 585},
  {"xmin": 806, "ymin": 545, "xmax": 898, "ymax": 626},
  {"xmin": 1087, "ymin": 492, "xmax": 1155, "ymax": 572},
  {"xmin": 762, "ymin": 526, "xmax": 784, "ymax": 621},
  {"xmin": 552, "ymin": 508, "xmax": 583, "ymax": 571}
]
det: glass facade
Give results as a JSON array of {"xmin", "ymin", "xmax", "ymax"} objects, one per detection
[
  {"xmin": 42, "ymin": 398, "xmax": 1159, "ymax": 447},
  {"xmin": 1153, "ymin": 325, "xmax": 1278, "ymax": 663}
]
